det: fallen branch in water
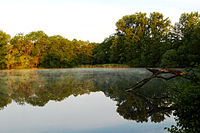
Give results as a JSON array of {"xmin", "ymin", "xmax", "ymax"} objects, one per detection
[{"xmin": 126, "ymin": 68, "xmax": 186, "ymax": 92}]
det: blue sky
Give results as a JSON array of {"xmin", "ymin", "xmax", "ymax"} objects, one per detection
[{"xmin": 0, "ymin": 0, "xmax": 199, "ymax": 42}]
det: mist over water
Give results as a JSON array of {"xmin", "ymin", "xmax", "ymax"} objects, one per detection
[{"xmin": 0, "ymin": 68, "xmax": 175, "ymax": 133}]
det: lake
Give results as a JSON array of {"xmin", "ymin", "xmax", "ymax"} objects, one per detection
[{"xmin": 0, "ymin": 68, "xmax": 175, "ymax": 133}]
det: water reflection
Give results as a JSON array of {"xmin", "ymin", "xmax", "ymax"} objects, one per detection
[
  {"xmin": 117, "ymin": 92, "xmax": 173, "ymax": 123},
  {"xmin": 0, "ymin": 69, "xmax": 173, "ymax": 123}
]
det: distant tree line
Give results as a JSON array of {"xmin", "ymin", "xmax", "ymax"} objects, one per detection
[
  {"xmin": 0, "ymin": 12, "xmax": 199, "ymax": 69},
  {"xmin": 0, "ymin": 31, "xmax": 96, "ymax": 69}
]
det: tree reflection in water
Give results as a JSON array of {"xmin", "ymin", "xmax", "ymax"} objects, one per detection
[{"xmin": 0, "ymin": 69, "xmax": 174, "ymax": 123}]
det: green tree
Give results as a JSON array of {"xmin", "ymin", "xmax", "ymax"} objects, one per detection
[
  {"xmin": 111, "ymin": 12, "xmax": 148, "ymax": 66},
  {"xmin": 40, "ymin": 35, "xmax": 74, "ymax": 68},
  {"xmin": 110, "ymin": 35, "xmax": 126, "ymax": 64},
  {"xmin": 93, "ymin": 36, "xmax": 114, "ymax": 64},
  {"xmin": 25, "ymin": 31, "xmax": 49, "ymax": 67},
  {"xmin": 70, "ymin": 39, "xmax": 96, "ymax": 66},
  {"xmin": 6, "ymin": 33, "xmax": 45, "ymax": 69},
  {"xmin": 161, "ymin": 49, "xmax": 178, "ymax": 68},
  {"xmin": 173, "ymin": 12, "xmax": 200, "ymax": 67},
  {"xmin": 141, "ymin": 12, "xmax": 172, "ymax": 66},
  {"xmin": 0, "ymin": 31, "xmax": 10, "ymax": 69},
  {"xmin": 111, "ymin": 12, "xmax": 172, "ymax": 67}
]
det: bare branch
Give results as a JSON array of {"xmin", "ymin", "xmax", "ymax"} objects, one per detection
[{"xmin": 127, "ymin": 68, "xmax": 187, "ymax": 92}]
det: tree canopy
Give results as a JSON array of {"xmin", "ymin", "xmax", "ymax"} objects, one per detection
[
  {"xmin": 0, "ymin": 11, "xmax": 199, "ymax": 69},
  {"xmin": 2, "ymin": 31, "xmax": 97, "ymax": 69}
]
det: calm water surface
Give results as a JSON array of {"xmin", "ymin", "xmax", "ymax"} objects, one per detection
[{"xmin": 0, "ymin": 68, "xmax": 175, "ymax": 133}]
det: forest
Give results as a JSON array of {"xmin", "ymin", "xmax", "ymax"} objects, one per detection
[
  {"xmin": 0, "ymin": 11, "xmax": 200, "ymax": 133},
  {"xmin": 0, "ymin": 11, "xmax": 200, "ymax": 69}
]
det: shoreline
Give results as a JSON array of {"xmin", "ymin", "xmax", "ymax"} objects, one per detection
[{"xmin": 0, "ymin": 64, "xmax": 131, "ymax": 70}]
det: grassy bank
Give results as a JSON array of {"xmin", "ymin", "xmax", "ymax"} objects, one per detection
[
  {"xmin": 74, "ymin": 64, "xmax": 130, "ymax": 68},
  {"xmin": 0, "ymin": 64, "xmax": 130, "ymax": 70}
]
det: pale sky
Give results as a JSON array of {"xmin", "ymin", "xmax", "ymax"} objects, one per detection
[{"xmin": 0, "ymin": 0, "xmax": 199, "ymax": 42}]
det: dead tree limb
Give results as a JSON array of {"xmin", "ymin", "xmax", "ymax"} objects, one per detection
[{"xmin": 126, "ymin": 68, "xmax": 186, "ymax": 92}]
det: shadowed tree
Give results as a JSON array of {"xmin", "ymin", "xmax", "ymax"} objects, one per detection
[
  {"xmin": 110, "ymin": 12, "xmax": 172, "ymax": 67},
  {"xmin": 0, "ymin": 30, "xmax": 10, "ymax": 69},
  {"xmin": 173, "ymin": 12, "xmax": 200, "ymax": 67}
]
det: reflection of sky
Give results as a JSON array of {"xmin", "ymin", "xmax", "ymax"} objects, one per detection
[{"xmin": 0, "ymin": 92, "xmax": 174, "ymax": 133}]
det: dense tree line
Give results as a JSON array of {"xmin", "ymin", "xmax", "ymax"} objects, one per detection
[
  {"xmin": 0, "ymin": 31, "xmax": 96, "ymax": 69},
  {"xmin": 93, "ymin": 12, "xmax": 200, "ymax": 68},
  {"xmin": 0, "ymin": 12, "xmax": 199, "ymax": 69}
]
